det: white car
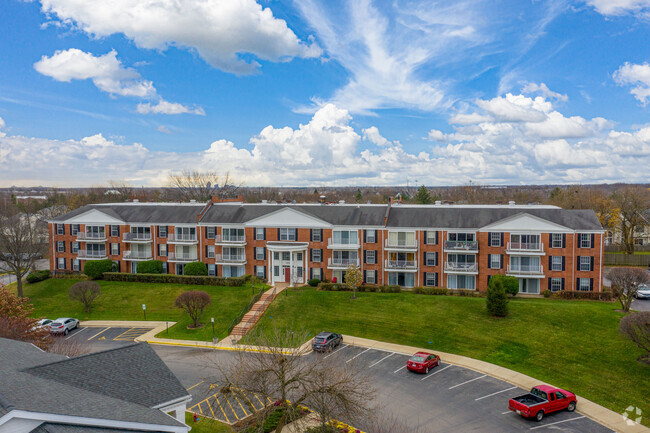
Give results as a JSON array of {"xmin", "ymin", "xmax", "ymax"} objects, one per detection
[
  {"xmin": 34, "ymin": 319, "xmax": 53, "ymax": 330},
  {"xmin": 49, "ymin": 318, "xmax": 79, "ymax": 335},
  {"xmin": 636, "ymin": 284, "xmax": 650, "ymax": 300}
]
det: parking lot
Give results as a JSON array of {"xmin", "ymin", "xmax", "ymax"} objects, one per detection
[
  {"xmin": 187, "ymin": 381, "xmax": 272, "ymax": 424},
  {"xmin": 61, "ymin": 326, "xmax": 152, "ymax": 349}
]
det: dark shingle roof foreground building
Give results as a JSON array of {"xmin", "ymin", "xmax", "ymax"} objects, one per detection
[{"xmin": 0, "ymin": 338, "xmax": 190, "ymax": 433}]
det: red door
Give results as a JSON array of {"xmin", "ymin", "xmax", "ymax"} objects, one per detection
[{"xmin": 284, "ymin": 267, "xmax": 290, "ymax": 283}]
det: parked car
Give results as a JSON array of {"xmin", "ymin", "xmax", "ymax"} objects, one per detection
[
  {"xmin": 34, "ymin": 319, "xmax": 53, "ymax": 330},
  {"xmin": 49, "ymin": 318, "xmax": 79, "ymax": 335},
  {"xmin": 636, "ymin": 284, "xmax": 650, "ymax": 300},
  {"xmin": 508, "ymin": 385, "xmax": 576, "ymax": 421},
  {"xmin": 312, "ymin": 332, "xmax": 343, "ymax": 352},
  {"xmin": 406, "ymin": 352, "xmax": 440, "ymax": 374}
]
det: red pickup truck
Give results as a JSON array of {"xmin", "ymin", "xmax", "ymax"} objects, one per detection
[{"xmin": 508, "ymin": 385, "xmax": 577, "ymax": 421}]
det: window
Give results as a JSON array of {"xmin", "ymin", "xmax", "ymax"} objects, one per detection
[
  {"xmin": 333, "ymin": 230, "xmax": 358, "ymax": 245},
  {"xmin": 551, "ymin": 256, "xmax": 563, "ymax": 271},
  {"xmin": 110, "ymin": 225, "xmax": 119, "ymax": 237},
  {"xmin": 489, "ymin": 254, "xmax": 500, "ymax": 269},
  {"xmin": 426, "ymin": 231, "xmax": 437, "ymax": 245},
  {"xmin": 551, "ymin": 278, "xmax": 562, "ymax": 292},
  {"xmin": 175, "ymin": 226, "xmax": 197, "ymax": 241},
  {"xmin": 447, "ymin": 274, "xmax": 476, "ymax": 290},
  {"xmin": 365, "ymin": 230, "xmax": 376, "ymax": 243},
  {"xmin": 312, "ymin": 268, "xmax": 322, "ymax": 280},
  {"xmin": 274, "ymin": 266, "xmax": 280, "ymax": 277},
  {"xmin": 57, "ymin": 258, "xmax": 65, "ymax": 270},
  {"xmin": 255, "ymin": 227, "xmax": 265, "ymax": 240},
  {"xmin": 425, "ymin": 252, "xmax": 437, "ymax": 266},
  {"xmin": 111, "ymin": 243, "xmax": 119, "ymax": 256},
  {"xmin": 490, "ymin": 232, "xmax": 501, "ymax": 247},
  {"xmin": 282, "ymin": 252, "xmax": 290, "ymax": 261},
  {"xmin": 388, "ymin": 231, "xmax": 415, "ymax": 247},
  {"xmin": 256, "ymin": 266, "xmax": 265, "ymax": 278},
  {"xmin": 255, "ymin": 247, "xmax": 265, "ymax": 260},
  {"xmin": 448, "ymin": 232, "xmax": 475, "ymax": 242},
  {"xmin": 578, "ymin": 278, "xmax": 591, "ymax": 291},
  {"xmin": 162, "ymin": 262, "xmax": 168, "ymax": 274},
  {"xmin": 72, "ymin": 259, "xmax": 80, "ymax": 272},
  {"xmin": 510, "ymin": 234, "xmax": 540, "ymax": 249},
  {"xmin": 206, "ymin": 226, "xmax": 216, "ymax": 239},
  {"xmin": 71, "ymin": 224, "xmax": 79, "ymax": 236},
  {"xmin": 207, "ymin": 245, "xmax": 215, "ymax": 259},
  {"xmin": 297, "ymin": 267, "xmax": 303, "ymax": 278},
  {"xmin": 56, "ymin": 224, "xmax": 64, "ymax": 235},
  {"xmin": 159, "ymin": 244, "xmax": 167, "ymax": 257},
  {"xmin": 365, "ymin": 250, "xmax": 376, "ymax": 264},
  {"xmin": 296, "ymin": 252, "xmax": 303, "ymax": 261},
  {"xmin": 551, "ymin": 233, "xmax": 563, "ymax": 248},
  {"xmin": 311, "ymin": 229, "xmax": 322, "ymax": 242},
  {"xmin": 208, "ymin": 264, "xmax": 216, "ymax": 276},
  {"xmin": 580, "ymin": 233, "xmax": 592, "ymax": 248},
  {"xmin": 312, "ymin": 249, "xmax": 322, "ymax": 262},
  {"xmin": 333, "ymin": 250, "xmax": 358, "ymax": 265},
  {"xmin": 425, "ymin": 272, "xmax": 437, "ymax": 287},
  {"xmin": 57, "ymin": 241, "xmax": 65, "ymax": 253},
  {"xmin": 280, "ymin": 228, "xmax": 297, "ymax": 241},
  {"xmin": 70, "ymin": 242, "xmax": 78, "ymax": 253},
  {"xmin": 158, "ymin": 226, "xmax": 167, "ymax": 238},
  {"xmin": 366, "ymin": 270, "xmax": 376, "ymax": 284},
  {"xmin": 580, "ymin": 256, "xmax": 591, "ymax": 271}
]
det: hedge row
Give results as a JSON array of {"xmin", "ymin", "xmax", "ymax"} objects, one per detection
[
  {"xmin": 317, "ymin": 282, "xmax": 402, "ymax": 293},
  {"xmin": 551, "ymin": 290, "xmax": 613, "ymax": 301},
  {"xmin": 136, "ymin": 260, "xmax": 163, "ymax": 274},
  {"xmin": 103, "ymin": 272, "xmax": 247, "ymax": 286},
  {"xmin": 26, "ymin": 270, "xmax": 50, "ymax": 284}
]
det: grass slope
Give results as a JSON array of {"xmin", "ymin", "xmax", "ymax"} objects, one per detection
[
  {"xmin": 20, "ymin": 278, "xmax": 259, "ymax": 341},
  {"xmin": 248, "ymin": 288, "xmax": 650, "ymax": 426},
  {"xmin": 185, "ymin": 412, "xmax": 233, "ymax": 432}
]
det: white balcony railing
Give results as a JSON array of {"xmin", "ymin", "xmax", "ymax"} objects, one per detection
[
  {"xmin": 215, "ymin": 234, "xmax": 246, "ymax": 243},
  {"xmin": 76, "ymin": 232, "xmax": 106, "ymax": 241},
  {"xmin": 77, "ymin": 249, "xmax": 107, "ymax": 259},
  {"xmin": 168, "ymin": 233, "xmax": 198, "ymax": 243},
  {"xmin": 444, "ymin": 241, "xmax": 479, "ymax": 251},
  {"xmin": 507, "ymin": 264, "xmax": 544, "ymax": 275},
  {"xmin": 385, "ymin": 259, "xmax": 417, "ymax": 269},
  {"xmin": 328, "ymin": 238, "xmax": 360, "ymax": 249},
  {"xmin": 123, "ymin": 232, "xmax": 152, "ymax": 242},
  {"xmin": 445, "ymin": 262, "xmax": 478, "ymax": 273},
  {"xmin": 123, "ymin": 250, "xmax": 153, "ymax": 260},
  {"xmin": 215, "ymin": 254, "xmax": 247, "ymax": 263},
  {"xmin": 507, "ymin": 242, "xmax": 544, "ymax": 252},
  {"xmin": 168, "ymin": 252, "xmax": 198, "ymax": 262},
  {"xmin": 384, "ymin": 239, "xmax": 417, "ymax": 249},
  {"xmin": 327, "ymin": 258, "xmax": 360, "ymax": 268}
]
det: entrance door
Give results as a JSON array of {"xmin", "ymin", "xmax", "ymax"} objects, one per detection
[{"xmin": 284, "ymin": 267, "xmax": 291, "ymax": 283}]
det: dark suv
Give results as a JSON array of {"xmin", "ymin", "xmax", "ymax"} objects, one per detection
[{"xmin": 312, "ymin": 332, "xmax": 343, "ymax": 352}]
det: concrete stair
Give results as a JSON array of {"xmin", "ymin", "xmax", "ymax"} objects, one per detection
[{"xmin": 229, "ymin": 285, "xmax": 285, "ymax": 337}]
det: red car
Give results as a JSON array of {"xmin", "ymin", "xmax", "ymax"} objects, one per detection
[
  {"xmin": 509, "ymin": 385, "xmax": 577, "ymax": 422},
  {"xmin": 406, "ymin": 352, "xmax": 440, "ymax": 374}
]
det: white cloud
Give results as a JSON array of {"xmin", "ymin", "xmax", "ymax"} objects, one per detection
[
  {"xmin": 613, "ymin": 61, "xmax": 650, "ymax": 104},
  {"xmin": 39, "ymin": 0, "xmax": 321, "ymax": 75},
  {"xmin": 427, "ymin": 129, "xmax": 447, "ymax": 142},
  {"xmin": 522, "ymin": 82, "xmax": 568, "ymax": 102},
  {"xmin": 0, "ymin": 117, "xmax": 5, "ymax": 138},
  {"xmin": 584, "ymin": 0, "xmax": 650, "ymax": 16},
  {"xmin": 137, "ymin": 100, "xmax": 205, "ymax": 116},
  {"xmin": 475, "ymin": 94, "xmax": 552, "ymax": 123},
  {"xmin": 157, "ymin": 125, "xmax": 172, "ymax": 134},
  {"xmin": 1, "ymin": 101, "xmax": 649, "ymax": 187}
]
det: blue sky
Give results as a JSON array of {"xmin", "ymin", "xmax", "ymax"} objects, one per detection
[{"xmin": 1, "ymin": 0, "xmax": 650, "ymax": 187}]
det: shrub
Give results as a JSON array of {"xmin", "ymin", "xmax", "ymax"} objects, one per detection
[
  {"xmin": 308, "ymin": 278, "xmax": 321, "ymax": 287},
  {"xmin": 378, "ymin": 285, "xmax": 401, "ymax": 293},
  {"xmin": 68, "ymin": 281, "xmax": 101, "ymax": 313},
  {"xmin": 136, "ymin": 260, "xmax": 163, "ymax": 274},
  {"xmin": 413, "ymin": 287, "xmax": 448, "ymax": 295},
  {"xmin": 486, "ymin": 276, "xmax": 508, "ymax": 317},
  {"xmin": 103, "ymin": 272, "xmax": 246, "ymax": 286},
  {"xmin": 26, "ymin": 270, "xmax": 50, "ymax": 284},
  {"xmin": 184, "ymin": 262, "xmax": 208, "ymax": 276},
  {"xmin": 551, "ymin": 290, "xmax": 613, "ymax": 301},
  {"xmin": 174, "ymin": 290, "xmax": 211, "ymax": 328},
  {"xmin": 543, "ymin": 289, "xmax": 552, "ymax": 298},
  {"xmin": 83, "ymin": 259, "xmax": 113, "ymax": 280},
  {"xmin": 619, "ymin": 312, "xmax": 650, "ymax": 364},
  {"xmin": 452, "ymin": 289, "xmax": 480, "ymax": 297},
  {"xmin": 489, "ymin": 274, "xmax": 518, "ymax": 297}
]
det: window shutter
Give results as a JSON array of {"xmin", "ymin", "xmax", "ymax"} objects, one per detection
[
  {"xmin": 500, "ymin": 232, "xmax": 504, "ymax": 247},
  {"xmin": 562, "ymin": 256, "xmax": 566, "ymax": 271},
  {"xmin": 500, "ymin": 254, "xmax": 504, "ymax": 269},
  {"xmin": 264, "ymin": 266, "xmax": 267, "ymax": 280},
  {"xmin": 423, "ymin": 272, "xmax": 426, "ymax": 286},
  {"xmin": 548, "ymin": 256, "xmax": 552, "ymax": 270},
  {"xmin": 117, "ymin": 244, "xmax": 120, "ymax": 255},
  {"xmin": 320, "ymin": 229, "xmax": 323, "ymax": 241},
  {"xmin": 264, "ymin": 248, "xmax": 267, "ymax": 260},
  {"xmin": 548, "ymin": 278, "xmax": 551, "ymax": 291},
  {"xmin": 562, "ymin": 234, "xmax": 566, "ymax": 248},
  {"xmin": 591, "ymin": 234, "xmax": 595, "ymax": 248},
  {"xmin": 364, "ymin": 230, "xmax": 367, "ymax": 243},
  {"xmin": 590, "ymin": 278, "xmax": 594, "ymax": 291},
  {"xmin": 166, "ymin": 226, "xmax": 169, "ymax": 238},
  {"xmin": 590, "ymin": 256, "xmax": 594, "ymax": 271},
  {"xmin": 293, "ymin": 228, "xmax": 298, "ymax": 240},
  {"xmin": 434, "ymin": 252, "xmax": 437, "ymax": 266},
  {"xmin": 157, "ymin": 244, "xmax": 160, "ymax": 256},
  {"xmin": 320, "ymin": 249, "xmax": 323, "ymax": 262},
  {"xmin": 487, "ymin": 254, "xmax": 491, "ymax": 269},
  {"xmin": 576, "ymin": 278, "xmax": 579, "ymax": 290},
  {"xmin": 363, "ymin": 250, "xmax": 367, "ymax": 264},
  {"xmin": 310, "ymin": 229, "xmax": 313, "ymax": 242},
  {"xmin": 561, "ymin": 278, "xmax": 565, "ymax": 291},
  {"xmin": 277, "ymin": 228, "xmax": 280, "ymax": 239},
  {"xmin": 310, "ymin": 249, "xmax": 313, "ymax": 262},
  {"xmin": 488, "ymin": 233, "xmax": 492, "ymax": 247},
  {"xmin": 63, "ymin": 242, "xmax": 66, "ymax": 253},
  {"xmin": 576, "ymin": 256, "xmax": 581, "ymax": 271}
]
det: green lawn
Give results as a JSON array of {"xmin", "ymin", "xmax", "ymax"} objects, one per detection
[
  {"xmin": 185, "ymin": 412, "xmax": 233, "ymax": 432},
  {"xmin": 246, "ymin": 288, "xmax": 650, "ymax": 426},
  {"xmin": 19, "ymin": 278, "xmax": 261, "ymax": 341}
]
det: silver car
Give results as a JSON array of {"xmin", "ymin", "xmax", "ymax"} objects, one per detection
[
  {"xmin": 636, "ymin": 284, "xmax": 650, "ymax": 300},
  {"xmin": 49, "ymin": 318, "xmax": 79, "ymax": 335}
]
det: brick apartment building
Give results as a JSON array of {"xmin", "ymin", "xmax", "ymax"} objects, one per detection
[{"xmin": 48, "ymin": 197, "xmax": 605, "ymax": 293}]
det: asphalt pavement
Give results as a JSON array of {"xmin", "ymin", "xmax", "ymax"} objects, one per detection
[{"xmin": 0, "ymin": 258, "xmax": 49, "ymax": 286}]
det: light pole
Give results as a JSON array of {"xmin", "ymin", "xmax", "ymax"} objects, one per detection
[
  {"xmin": 211, "ymin": 317, "xmax": 215, "ymax": 341},
  {"xmin": 142, "ymin": 304, "xmax": 146, "ymax": 321}
]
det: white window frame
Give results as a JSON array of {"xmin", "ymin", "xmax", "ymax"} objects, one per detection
[
  {"xmin": 56, "ymin": 224, "xmax": 64, "ymax": 235},
  {"xmin": 57, "ymin": 241, "xmax": 65, "ymax": 253},
  {"xmin": 274, "ymin": 266, "xmax": 280, "ymax": 277},
  {"xmin": 426, "ymin": 231, "xmax": 436, "ymax": 245},
  {"xmin": 425, "ymin": 252, "xmax": 436, "ymax": 266},
  {"xmin": 580, "ymin": 256, "xmax": 591, "ymax": 271},
  {"xmin": 578, "ymin": 278, "xmax": 591, "ymax": 291},
  {"xmin": 111, "ymin": 243, "xmax": 119, "ymax": 256},
  {"xmin": 490, "ymin": 232, "xmax": 501, "ymax": 247},
  {"xmin": 159, "ymin": 244, "xmax": 167, "ymax": 257},
  {"xmin": 72, "ymin": 259, "xmax": 80, "ymax": 272},
  {"xmin": 280, "ymin": 228, "xmax": 297, "ymax": 241},
  {"xmin": 551, "ymin": 256, "xmax": 562, "ymax": 271},
  {"xmin": 312, "ymin": 230, "xmax": 322, "ymax": 242},
  {"xmin": 158, "ymin": 226, "xmax": 167, "ymax": 237},
  {"xmin": 551, "ymin": 278, "xmax": 562, "ymax": 292},
  {"xmin": 255, "ymin": 247, "xmax": 265, "ymax": 260},
  {"xmin": 71, "ymin": 224, "xmax": 79, "ymax": 236},
  {"xmin": 312, "ymin": 268, "xmax": 322, "ymax": 280},
  {"xmin": 366, "ymin": 230, "xmax": 376, "ymax": 243},
  {"xmin": 282, "ymin": 252, "xmax": 290, "ymax": 261},
  {"xmin": 206, "ymin": 226, "xmax": 216, "ymax": 239},
  {"xmin": 580, "ymin": 234, "xmax": 591, "ymax": 248},
  {"xmin": 57, "ymin": 258, "xmax": 65, "ymax": 270},
  {"xmin": 255, "ymin": 227, "xmax": 264, "ymax": 240},
  {"xmin": 425, "ymin": 272, "xmax": 437, "ymax": 287},
  {"xmin": 208, "ymin": 264, "xmax": 216, "ymax": 276},
  {"xmin": 551, "ymin": 233, "xmax": 563, "ymax": 248},
  {"xmin": 72, "ymin": 242, "xmax": 79, "ymax": 254},
  {"xmin": 207, "ymin": 245, "xmax": 215, "ymax": 259},
  {"xmin": 256, "ymin": 266, "xmax": 265, "ymax": 278},
  {"xmin": 312, "ymin": 249, "xmax": 322, "ymax": 262},
  {"xmin": 490, "ymin": 254, "xmax": 500, "ymax": 269},
  {"xmin": 110, "ymin": 225, "xmax": 119, "ymax": 237},
  {"xmin": 366, "ymin": 271, "xmax": 376, "ymax": 284},
  {"xmin": 366, "ymin": 250, "xmax": 376, "ymax": 264}
]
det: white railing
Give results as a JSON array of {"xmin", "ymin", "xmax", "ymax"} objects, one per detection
[
  {"xmin": 384, "ymin": 239, "xmax": 417, "ymax": 249},
  {"xmin": 327, "ymin": 258, "xmax": 360, "ymax": 267},
  {"xmin": 123, "ymin": 232, "xmax": 152, "ymax": 242},
  {"xmin": 215, "ymin": 234, "xmax": 246, "ymax": 243},
  {"xmin": 444, "ymin": 241, "xmax": 478, "ymax": 251},
  {"xmin": 215, "ymin": 254, "xmax": 246, "ymax": 263},
  {"xmin": 77, "ymin": 249, "xmax": 107, "ymax": 259},
  {"xmin": 507, "ymin": 242, "xmax": 543, "ymax": 252},
  {"xmin": 445, "ymin": 262, "xmax": 478, "ymax": 272},
  {"xmin": 507, "ymin": 264, "xmax": 544, "ymax": 274},
  {"xmin": 76, "ymin": 232, "xmax": 106, "ymax": 240},
  {"xmin": 385, "ymin": 259, "xmax": 417, "ymax": 269},
  {"xmin": 328, "ymin": 238, "xmax": 360, "ymax": 248},
  {"xmin": 168, "ymin": 233, "xmax": 197, "ymax": 242},
  {"xmin": 123, "ymin": 250, "xmax": 153, "ymax": 260},
  {"xmin": 168, "ymin": 252, "xmax": 198, "ymax": 261}
]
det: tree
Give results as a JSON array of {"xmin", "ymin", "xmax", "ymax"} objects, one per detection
[
  {"xmin": 345, "ymin": 265, "xmax": 363, "ymax": 299},
  {"xmin": 213, "ymin": 328, "xmax": 375, "ymax": 433},
  {"xmin": 611, "ymin": 187, "xmax": 650, "ymax": 254},
  {"xmin": 619, "ymin": 312, "xmax": 650, "ymax": 364},
  {"xmin": 0, "ymin": 204, "xmax": 47, "ymax": 298},
  {"xmin": 0, "ymin": 286, "xmax": 51, "ymax": 349},
  {"xmin": 355, "ymin": 188, "xmax": 363, "ymax": 203},
  {"xmin": 184, "ymin": 261, "xmax": 208, "ymax": 276},
  {"xmin": 174, "ymin": 290, "xmax": 211, "ymax": 328},
  {"xmin": 68, "ymin": 281, "xmax": 101, "ymax": 313},
  {"xmin": 83, "ymin": 259, "xmax": 113, "ymax": 280},
  {"xmin": 489, "ymin": 274, "xmax": 519, "ymax": 297},
  {"xmin": 136, "ymin": 260, "xmax": 163, "ymax": 274},
  {"xmin": 607, "ymin": 267, "xmax": 650, "ymax": 312},
  {"xmin": 414, "ymin": 185, "xmax": 432, "ymax": 204},
  {"xmin": 486, "ymin": 276, "xmax": 508, "ymax": 317},
  {"xmin": 168, "ymin": 170, "xmax": 241, "ymax": 202}
]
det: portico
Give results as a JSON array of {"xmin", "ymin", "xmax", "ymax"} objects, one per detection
[{"xmin": 266, "ymin": 242, "xmax": 309, "ymax": 286}]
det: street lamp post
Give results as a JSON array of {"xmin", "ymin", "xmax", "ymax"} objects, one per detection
[{"xmin": 211, "ymin": 317, "xmax": 215, "ymax": 341}]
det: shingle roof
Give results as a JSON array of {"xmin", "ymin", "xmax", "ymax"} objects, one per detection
[
  {"xmin": 33, "ymin": 424, "xmax": 150, "ymax": 433},
  {"xmin": 49, "ymin": 204, "xmax": 205, "ymax": 223}
]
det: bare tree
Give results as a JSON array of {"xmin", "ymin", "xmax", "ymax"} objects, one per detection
[
  {"xmin": 0, "ymin": 203, "xmax": 47, "ymax": 298},
  {"xmin": 607, "ymin": 267, "xmax": 650, "ymax": 312},
  {"xmin": 619, "ymin": 312, "xmax": 650, "ymax": 364},
  {"xmin": 168, "ymin": 170, "xmax": 241, "ymax": 202},
  {"xmin": 212, "ymin": 328, "xmax": 375, "ymax": 433},
  {"xmin": 611, "ymin": 187, "xmax": 650, "ymax": 255},
  {"xmin": 0, "ymin": 286, "xmax": 51, "ymax": 350},
  {"xmin": 174, "ymin": 290, "xmax": 211, "ymax": 327},
  {"xmin": 47, "ymin": 337, "xmax": 92, "ymax": 357},
  {"xmin": 68, "ymin": 281, "xmax": 101, "ymax": 313},
  {"xmin": 363, "ymin": 411, "xmax": 434, "ymax": 433}
]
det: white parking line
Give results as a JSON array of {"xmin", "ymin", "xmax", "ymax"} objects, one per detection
[
  {"xmin": 324, "ymin": 344, "xmax": 348, "ymax": 359},
  {"xmin": 368, "ymin": 352, "xmax": 394, "ymax": 368},
  {"xmin": 394, "ymin": 365, "xmax": 407, "ymax": 373},
  {"xmin": 474, "ymin": 386, "xmax": 518, "ymax": 401},
  {"xmin": 65, "ymin": 327, "xmax": 88, "ymax": 340},
  {"xmin": 448, "ymin": 374, "xmax": 487, "ymax": 390},
  {"xmin": 529, "ymin": 416, "xmax": 585, "ymax": 430},
  {"xmin": 346, "ymin": 347, "xmax": 371, "ymax": 363},
  {"xmin": 502, "ymin": 411, "xmax": 512, "ymax": 415},
  {"xmin": 421, "ymin": 364, "xmax": 452, "ymax": 381},
  {"xmin": 87, "ymin": 327, "xmax": 110, "ymax": 341}
]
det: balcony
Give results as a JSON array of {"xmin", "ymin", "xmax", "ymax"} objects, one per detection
[
  {"xmin": 507, "ymin": 264, "xmax": 544, "ymax": 277},
  {"xmin": 123, "ymin": 250, "xmax": 153, "ymax": 261},
  {"xmin": 444, "ymin": 262, "xmax": 478, "ymax": 274},
  {"xmin": 384, "ymin": 239, "xmax": 417, "ymax": 250},
  {"xmin": 328, "ymin": 238, "xmax": 360, "ymax": 250},
  {"xmin": 76, "ymin": 232, "xmax": 107, "ymax": 242},
  {"xmin": 168, "ymin": 252, "xmax": 198, "ymax": 262},
  {"xmin": 444, "ymin": 241, "xmax": 478, "ymax": 253},
  {"xmin": 215, "ymin": 254, "xmax": 247, "ymax": 265},
  {"xmin": 77, "ymin": 249, "xmax": 107, "ymax": 260},
  {"xmin": 123, "ymin": 232, "xmax": 152, "ymax": 243},
  {"xmin": 385, "ymin": 259, "xmax": 417, "ymax": 270},
  {"xmin": 507, "ymin": 242, "xmax": 544, "ymax": 255},
  {"xmin": 327, "ymin": 258, "xmax": 360, "ymax": 269},
  {"xmin": 168, "ymin": 233, "xmax": 198, "ymax": 244},
  {"xmin": 215, "ymin": 234, "xmax": 246, "ymax": 245}
]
